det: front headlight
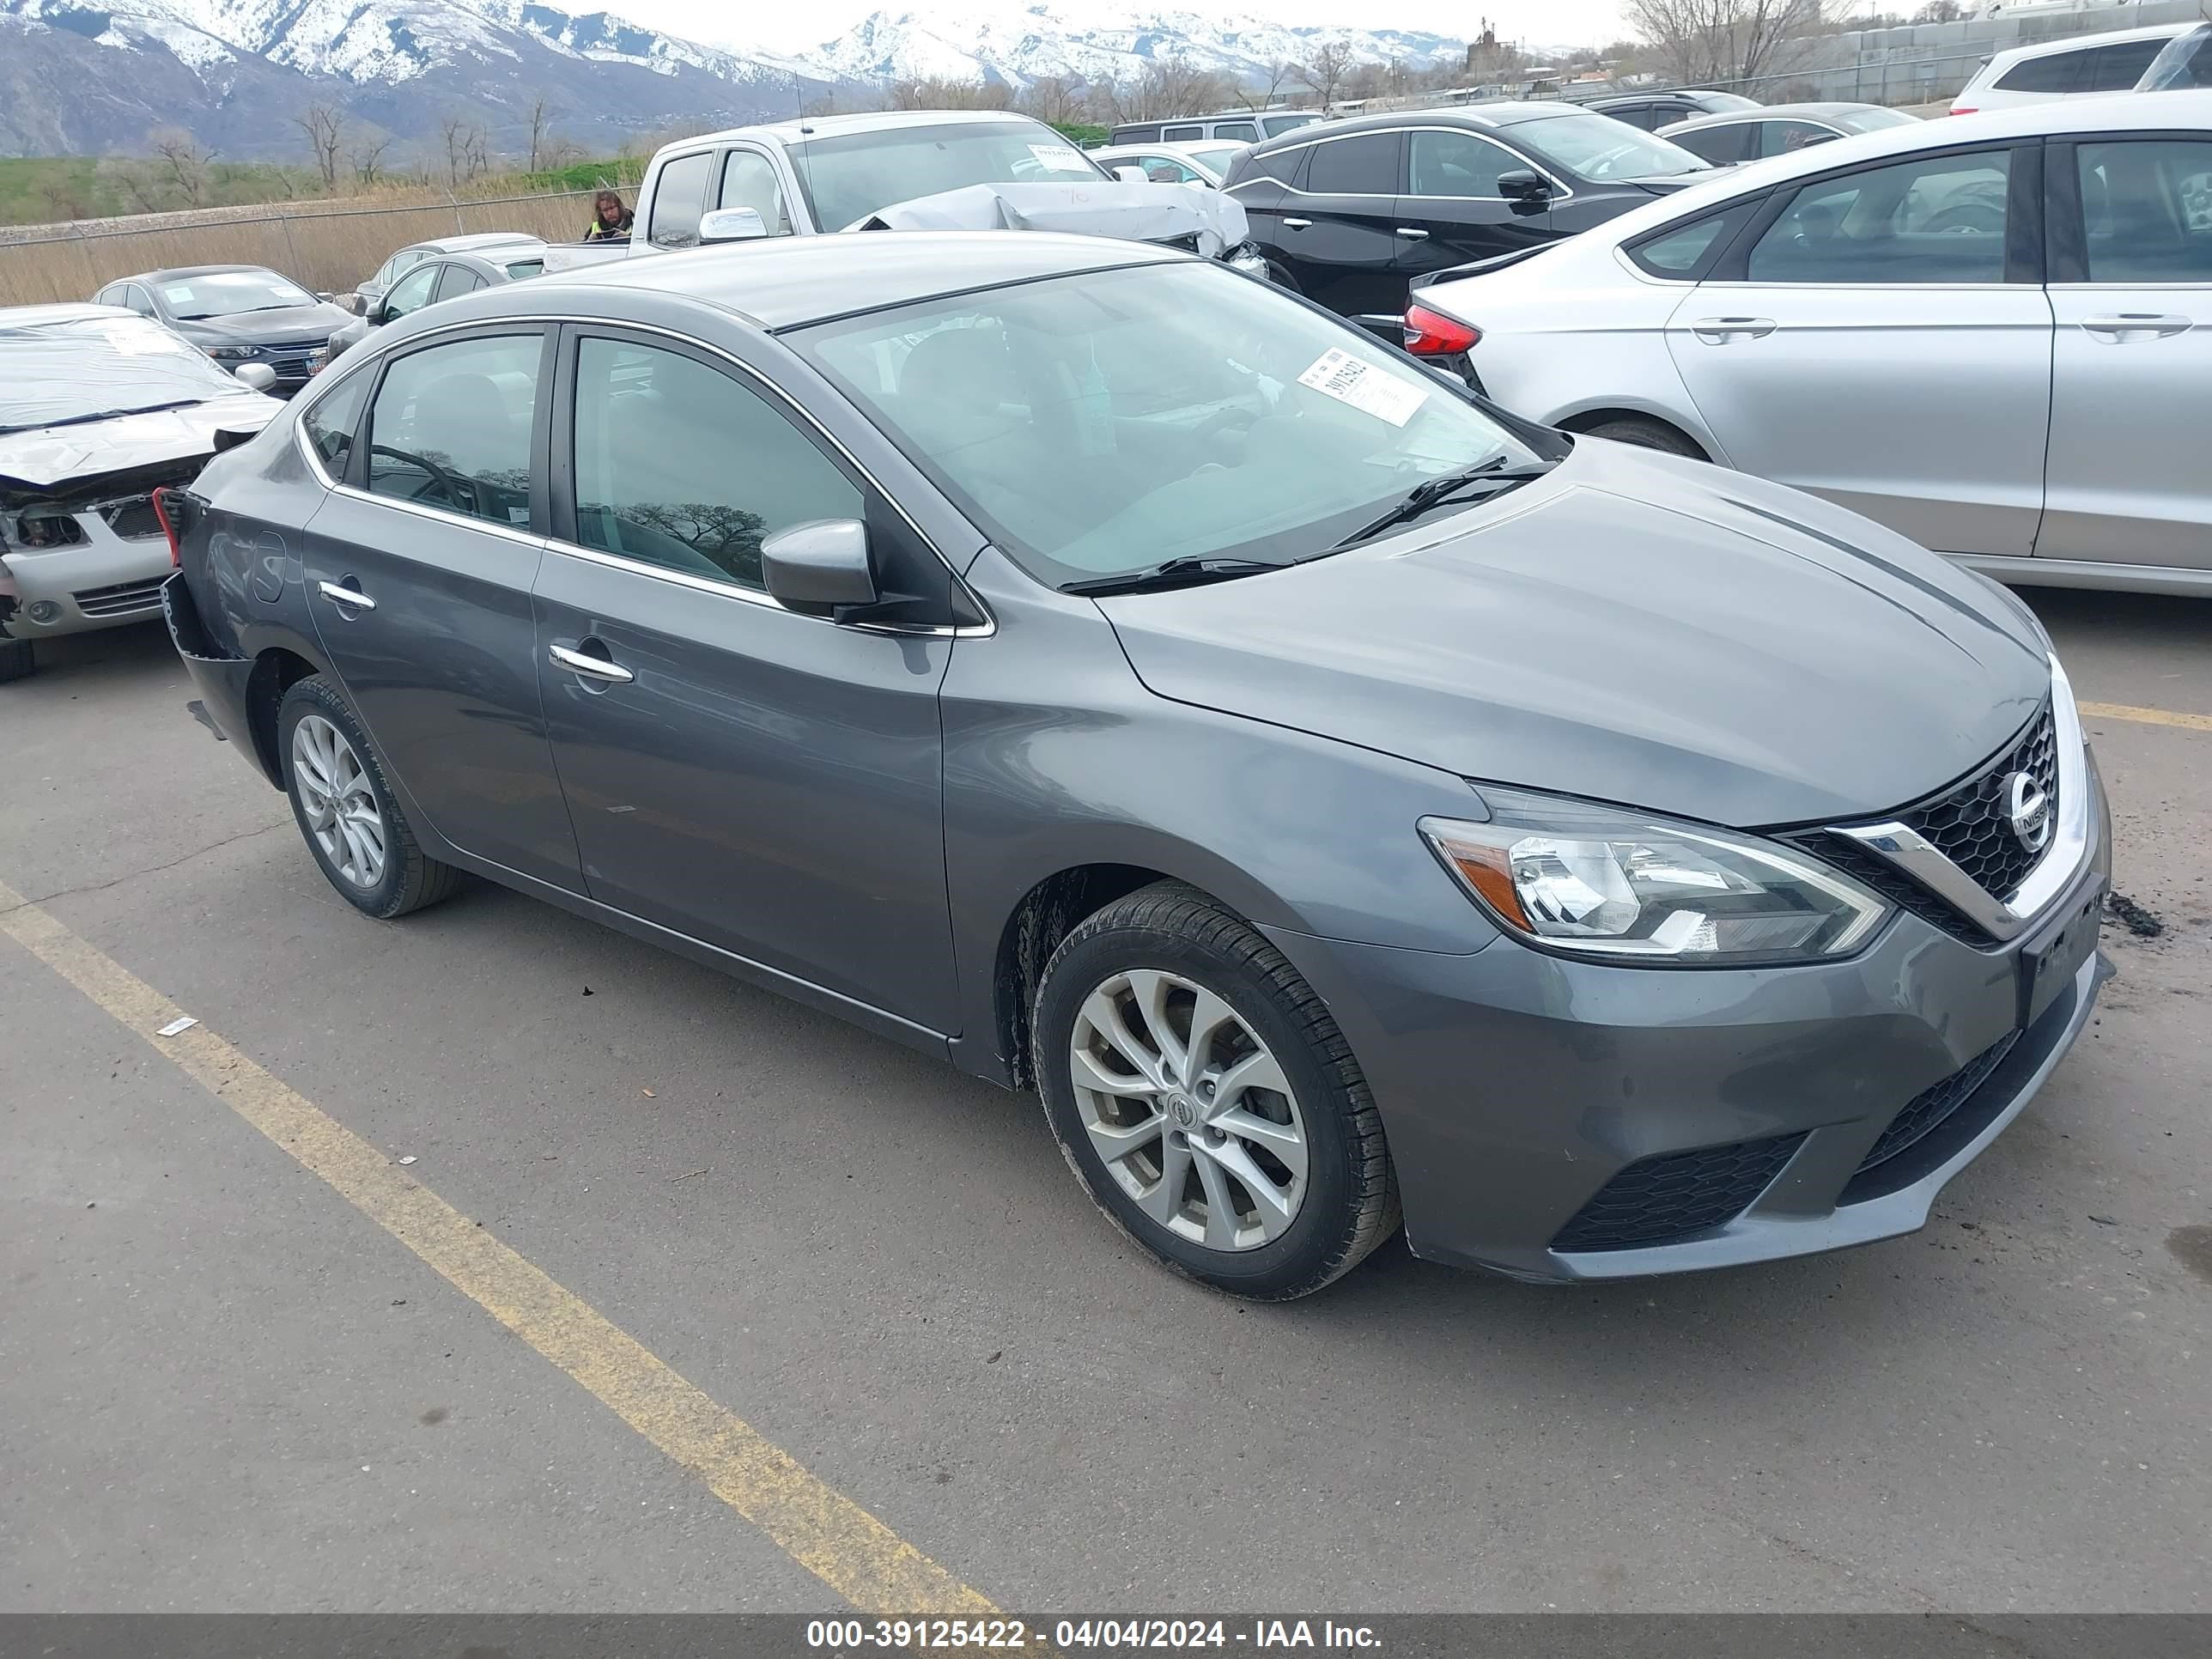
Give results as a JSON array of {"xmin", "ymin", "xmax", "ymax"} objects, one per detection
[
  {"xmin": 206, "ymin": 344, "xmax": 261, "ymax": 362},
  {"xmin": 1421, "ymin": 789, "xmax": 1890, "ymax": 965}
]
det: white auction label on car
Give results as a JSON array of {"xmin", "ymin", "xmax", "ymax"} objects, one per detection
[
  {"xmin": 1297, "ymin": 349, "xmax": 1428, "ymax": 427},
  {"xmin": 102, "ymin": 321, "xmax": 179, "ymax": 357},
  {"xmin": 1028, "ymin": 143, "xmax": 1088, "ymax": 171}
]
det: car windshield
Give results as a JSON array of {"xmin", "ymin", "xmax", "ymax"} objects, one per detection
[
  {"xmin": 787, "ymin": 122, "xmax": 1110, "ymax": 231},
  {"xmin": 159, "ymin": 270, "xmax": 316, "ymax": 319},
  {"xmin": 1188, "ymin": 144, "xmax": 1246, "ymax": 173},
  {"xmin": 1834, "ymin": 106, "xmax": 1920, "ymax": 133},
  {"xmin": 1513, "ymin": 111, "xmax": 1711, "ymax": 180},
  {"xmin": 0, "ymin": 315, "xmax": 248, "ymax": 434},
  {"xmin": 2139, "ymin": 24, "xmax": 2212, "ymax": 90},
  {"xmin": 791, "ymin": 260, "xmax": 1547, "ymax": 590}
]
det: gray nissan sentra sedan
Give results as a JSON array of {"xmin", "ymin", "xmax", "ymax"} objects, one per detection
[{"xmin": 159, "ymin": 232, "xmax": 2112, "ymax": 1299}]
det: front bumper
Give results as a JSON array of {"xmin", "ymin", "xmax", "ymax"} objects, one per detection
[
  {"xmin": 1266, "ymin": 759, "xmax": 2112, "ymax": 1282},
  {"xmin": 0, "ymin": 519, "xmax": 173, "ymax": 639}
]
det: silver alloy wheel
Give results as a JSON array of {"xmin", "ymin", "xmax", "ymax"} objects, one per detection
[
  {"xmin": 291, "ymin": 713, "xmax": 386, "ymax": 890},
  {"xmin": 1068, "ymin": 969, "xmax": 1310, "ymax": 1251}
]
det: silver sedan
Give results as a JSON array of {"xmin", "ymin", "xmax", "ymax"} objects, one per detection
[{"xmin": 1409, "ymin": 91, "xmax": 2212, "ymax": 595}]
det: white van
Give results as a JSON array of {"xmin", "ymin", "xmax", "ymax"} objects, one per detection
[{"xmin": 1950, "ymin": 22, "xmax": 2195, "ymax": 114}]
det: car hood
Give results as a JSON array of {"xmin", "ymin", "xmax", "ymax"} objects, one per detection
[
  {"xmin": 0, "ymin": 392, "xmax": 280, "ymax": 495},
  {"xmin": 1097, "ymin": 441, "xmax": 2051, "ymax": 829},
  {"xmin": 852, "ymin": 181, "xmax": 1250, "ymax": 257},
  {"xmin": 172, "ymin": 302, "xmax": 353, "ymax": 343}
]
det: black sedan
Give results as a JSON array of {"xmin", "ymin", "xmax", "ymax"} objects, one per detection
[
  {"xmin": 93, "ymin": 266, "xmax": 352, "ymax": 397},
  {"xmin": 312, "ymin": 243, "xmax": 546, "ymax": 375},
  {"xmin": 1222, "ymin": 106, "xmax": 1712, "ymax": 319},
  {"xmin": 1578, "ymin": 89, "xmax": 1762, "ymax": 131}
]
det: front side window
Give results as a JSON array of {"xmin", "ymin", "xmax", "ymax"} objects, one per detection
[
  {"xmin": 2140, "ymin": 24, "xmax": 2212, "ymax": 90},
  {"xmin": 382, "ymin": 263, "xmax": 439, "ymax": 321},
  {"xmin": 719, "ymin": 149, "xmax": 794, "ymax": 236},
  {"xmin": 1670, "ymin": 124, "xmax": 1750, "ymax": 167},
  {"xmin": 569, "ymin": 338, "xmax": 861, "ymax": 592},
  {"xmin": 1304, "ymin": 132, "xmax": 1398, "ymax": 195},
  {"xmin": 648, "ymin": 150, "xmax": 715, "ymax": 248},
  {"xmin": 301, "ymin": 370, "xmax": 371, "ymax": 478},
  {"xmin": 122, "ymin": 285, "xmax": 156, "ymax": 317},
  {"xmin": 1759, "ymin": 120, "xmax": 1840, "ymax": 159},
  {"xmin": 2077, "ymin": 140, "xmax": 2212, "ymax": 283},
  {"xmin": 1509, "ymin": 111, "xmax": 1708, "ymax": 181},
  {"xmin": 365, "ymin": 334, "xmax": 540, "ymax": 526},
  {"xmin": 1747, "ymin": 149, "xmax": 2011, "ymax": 284},
  {"xmin": 433, "ymin": 265, "xmax": 486, "ymax": 303},
  {"xmin": 792, "ymin": 261, "xmax": 1545, "ymax": 590},
  {"xmin": 787, "ymin": 122, "xmax": 1107, "ymax": 234},
  {"xmin": 1138, "ymin": 156, "xmax": 1202, "ymax": 184},
  {"xmin": 1407, "ymin": 129, "xmax": 1518, "ymax": 198}
]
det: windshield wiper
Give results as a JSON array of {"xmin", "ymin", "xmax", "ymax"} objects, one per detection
[
  {"xmin": 0, "ymin": 398, "xmax": 205, "ymax": 436},
  {"xmin": 1332, "ymin": 455, "xmax": 1554, "ymax": 550},
  {"xmin": 1061, "ymin": 556, "xmax": 1289, "ymax": 597}
]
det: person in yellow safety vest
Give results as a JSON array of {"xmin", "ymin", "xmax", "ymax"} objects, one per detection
[{"xmin": 582, "ymin": 190, "xmax": 635, "ymax": 242}]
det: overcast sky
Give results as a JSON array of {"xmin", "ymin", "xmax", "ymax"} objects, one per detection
[{"xmin": 622, "ymin": 1, "xmax": 1640, "ymax": 58}]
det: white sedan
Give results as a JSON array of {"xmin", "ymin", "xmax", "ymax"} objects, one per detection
[
  {"xmin": 1093, "ymin": 140, "xmax": 1251, "ymax": 188},
  {"xmin": 1405, "ymin": 92, "xmax": 2212, "ymax": 596}
]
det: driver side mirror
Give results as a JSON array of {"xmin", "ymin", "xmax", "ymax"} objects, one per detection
[
  {"xmin": 233, "ymin": 362, "xmax": 279, "ymax": 392},
  {"xmin": 1113, "ymin": 165, "xmax": 1148, "ymax": 183},
  {"xmin": 698, "ymin": 207, "xmax": 769, "ymax": 245},
  {"xmin": 1497, "ymin": 169, "xmax": 1552, "ymax": 212},
  {"xmin": 367, "ymin": 295, "xmax": 393, "ymax": 325},
  {"xmin": 761, "ymin": 519, "xmax": 878, "ymax": 618}
]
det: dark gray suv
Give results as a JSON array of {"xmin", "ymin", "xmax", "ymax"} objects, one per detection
[{"xmin": 159, "ymin": 233, "xmax": 2111, "ymax": 1299}]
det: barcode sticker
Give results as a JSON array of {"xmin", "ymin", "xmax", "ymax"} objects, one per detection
[
  {"xmin": 1297, "ymin": 349, "xmax": 1428, "ymax": 427},
  {"xmin": 1028, "ymin": 143, "xmax": 1088, "ymax": 171}
]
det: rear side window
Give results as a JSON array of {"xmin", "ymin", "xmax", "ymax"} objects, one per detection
[
  {"xmin": 1213, "ymin": 121, "xmax": 1258, "ymax": 141},
  {"xmin": 569, "ymin": 338, "xmax": 861, "ymax": 591},
  {"xmin": 301, "ymin": 371, "xmax": 371, "ymax": 480},
  {"xmin": 1304, "ymin": 132, "xmax": 1398, "ymax": 195},
  {"xmin": 2083, "ymin": 39, "xmax": 2165, "ymax": 91},
  {"xmin": 2076, "ymin": 139, "xmax": 2212, "ymax": 283},
  {"xmin": 1759, "ymin": 121, "xmax": 1840, "ymax": 159},
  {"xmin": 1747, "ymin": 149, "xmax": 2012, "ymax": 284},
  {"xmin": 433, "ymin": 265, "xmax": 485, "ymax": 303},
  {"xmin": 1670, "ymin": 124, "xmax": 1750, "ymax": 167},
  {"xmin": 366, "ymin": 334, "xmax": 541, "ymax": 526},
  {"xmin": 1607, "ymin": 104, "xmax": 1668, "ymax": 131},
  {"xmin": 1994, "ymin": 50, "xmax": 2083, "ymax": 94},
  {"xmin": 648, "ymin": 151, "xmax": 715, "ymax": 249},
  {"xmin": 1164, "ymin": 125, "xmax": 1203, "ymax": 142}
]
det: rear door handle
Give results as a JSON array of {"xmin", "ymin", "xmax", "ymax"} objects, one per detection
[
  {"xmin": 2081, "ymin": 313, "xmax": 2191, "ymax": 342},
  {"xmin": 1691, "ymin": 316, "xmax": 1778, "ymax": 343},
  {"xmin": 316, "ymin": 579, "xmax": 374, "ymax": 611},
  {"xmin": 1281, "ymin": 216, "xmax": 1313, "ymax": 230},
  {"xmin": 1394, "ymin": 227, "xmax": 1430, "ymax": 240},
  {"xmin": 548, "ymin": 641, "xmax": 634, "ymax": 685}
]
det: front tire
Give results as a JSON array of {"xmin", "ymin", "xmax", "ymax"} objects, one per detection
[
  {"xmin": 1034, "ymin": 882, "xmax": 1399, "ymax": 1300},
  {"xmin": 278, "ymin": 675, "xmax": 460, "ymax": 919},
  {"xmin": 0, "ymin": 637, "xmax": 34, "ymax": 683},
  {"xmin": 1578, "ymin": 416, "xmax": 1707, "ymax": 460}
]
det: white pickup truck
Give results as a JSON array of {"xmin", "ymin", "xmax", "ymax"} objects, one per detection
[{"xmin": 540, "ymin": 109, "xmax": 1262, "ymax": 277}]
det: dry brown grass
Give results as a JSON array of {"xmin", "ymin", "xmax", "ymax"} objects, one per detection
[{"xmin": 0, "ymin": 189, "xmax": 597, "ymax": 307}]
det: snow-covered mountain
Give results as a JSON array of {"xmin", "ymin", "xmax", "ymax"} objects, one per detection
[{"xmin": 797, "ymin": 5, "xmax": 1466, "ymax": 90}]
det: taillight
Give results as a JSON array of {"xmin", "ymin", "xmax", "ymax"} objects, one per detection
[
  {"xmin": 151, "ymin": 487, "xmax": 183, "ymax": 568},
  {"xmin": 1402, "ymin": 302, "xmax": 1481, "ymax": 357},
  {"xmin": 1949, "ymin": 106, "xmax": 1977, "ymax": 116}
]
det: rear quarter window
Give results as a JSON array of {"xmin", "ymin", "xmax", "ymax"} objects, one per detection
[{"xmin": 1995, "ymin": 50, "xmax": 2083, "ymax": 94}]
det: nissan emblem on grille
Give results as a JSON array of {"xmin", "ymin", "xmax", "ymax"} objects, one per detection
[{"xmin": 2006, "ymin": 770, "xmax": 2052, "ymax": 854}]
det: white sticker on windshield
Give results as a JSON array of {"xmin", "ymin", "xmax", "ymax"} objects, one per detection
[
  {"xmin": 100, "ymin": 321, "xmax": 174, "ymax": 356},
  {"xmin": 163, "ymin": 284, "xmax": 195, "ymax": 303},
  {"xmin": 1297, "ymin": 349, "xmax": 1428, "ymax": 428},
  {"xmin": 1028, "ymin": 142, "xmax": 1087, "ymax": 171}
]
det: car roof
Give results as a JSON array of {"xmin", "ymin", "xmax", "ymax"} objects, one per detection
[
  {"xmin": 407, "ymin": 231, "xmax": 543, "ymax": 255},
  {"xmin": 1096, "ymin": 141, "xmax": 1246, "ymax": 159},
  {"xmin": 1662, "ymin": 102, "xmax": 1895, "ymax": 131},
  {"xmin": 658, "ymin": 109, "xmax": 1052, "ymax": 154},
  {"xmin": 508, "ymin": 230, "xmax": 1185, "ymax": 331},
  {"xmin": 1988, "ymin": 21, "xmax": 2194, "ymax": 63},
  {"xmin": 1245, "ymin": 101, "xmax": 1601, "ymax": 151},
  {"xmin": 1, "ymin": 301, "xmax": 135, "ymax": 328}
]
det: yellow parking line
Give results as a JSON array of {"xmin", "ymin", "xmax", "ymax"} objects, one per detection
[
  {"xmin": 0, "ymin": 875, "xmax": 998, "ymax": 1618},
  {"xmin": 2080, "ymin": 700, "xmax": 2212, "ymax": 734}
]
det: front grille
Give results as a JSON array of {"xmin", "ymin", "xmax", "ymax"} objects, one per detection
[
  {"xmin": 73, "ymin": 576, "xmax": 168, "ymax": 617},
  {"xmin": 1854, "ymin": 1033, "xmax": 2021, "ymax": 1176},
  {"xmin": 100, "ymin": 497, "xmax": 163, "ymax": 540},
  {"xmin": 1901, "ymin": 708, "xmax": 2057, "ymax": 903},
  {"xmin": 1799, "ymin": 835, "xmax": 1987, "ymax": 946},
  {"xmin": 1552, "ymin": 1133, "xmax": 1806, "ymax": 1253}
]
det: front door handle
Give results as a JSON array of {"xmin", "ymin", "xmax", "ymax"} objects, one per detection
[
  {"xmin": 1394, "ymin": 227, "xmax": 1430, "ymax": 240},
  {"xmin": 549, "ymin": 641, "xmax": 634, "ymax": 684},
  {"xmin": 316, "ymin": 579, "xmax": 375, "ymax": 611},
  {"xmin": 1281, "ymin": 216, "xmax": 1314, "ymax": 230},
  {"xmin": 2081, "ymin": 313, "xmax": 2191, "ymax": 343},
  {"xmin": 1691, "ymin": 316, "xmax": 1778, "ymax": 343}
]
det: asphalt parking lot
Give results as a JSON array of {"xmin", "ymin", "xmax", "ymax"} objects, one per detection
[{"xmin": 3, "ymin": 585, "xmax": 2208, "ymax": 1616}]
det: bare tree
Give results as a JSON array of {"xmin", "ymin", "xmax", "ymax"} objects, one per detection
[
  {"xmin": 349, "ymin": 137, "xmax": 392, "ymax": 188},
  {"xmin": 149, "ymin": 127, "xmax": 216, "ymax": 207},
  {"xmin": 1015, "ymin": 75, "xmax": 1084, "ymax": 128},
  {"xmin": 1237, "ymin": 60, "xmax": 1297, "ymax": 113},
  {"xmin": 293, "ymin": 103, "xmax": 346, "ymax": 192},
  {"xmin": 1623, "ymin": 0, "xmax": 1825, "ymax": 88},
  {"xmin": 36, "ymin": 179, "xmax": 88, "ymax": 222},
  {"xmin": 887, "ymin": 76, "xmax": 1013, "ymax": 110},
  {"xmin": 526, "ymin": 98, "xmax": 560, "ymax": 173},
  {"xmin": 1115, "ymin": 56, "xmax": 1235, "ymax": 121},
  {"xmin": 1911, "ymin": 0, "xmax": 1963, "ymax": 20},
  {"xmin": 1296, "ymin": 40, "xmax": 1358, "ymax": 113},
  {"xmin": 440, "ymin": 115, "xmax": 493, "ymax": 186}
]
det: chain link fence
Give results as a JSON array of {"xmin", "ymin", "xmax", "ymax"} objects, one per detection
[{"xmin": 0, "ymin": 188, "xmax": 608, "ymax": 307}]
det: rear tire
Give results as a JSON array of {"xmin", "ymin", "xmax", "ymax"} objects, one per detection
[
  {"xmin": 0, "ymin": 638, "xmax": 33, "ymax": 683},
  {"xmin": 277, "ymin": 675, "xmax": 461, "ymax": 919},
  {"xmin": 1034, "ymin": 881, "xmax": 1399, "ymax": 1301},
  {"xmin": 1263, "ymin": 260, "xmax": 1303, "ymax": 295},
  {"xmin": 1578, "ymin": 416, "xmax": 1707, "ymax": 460}
]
